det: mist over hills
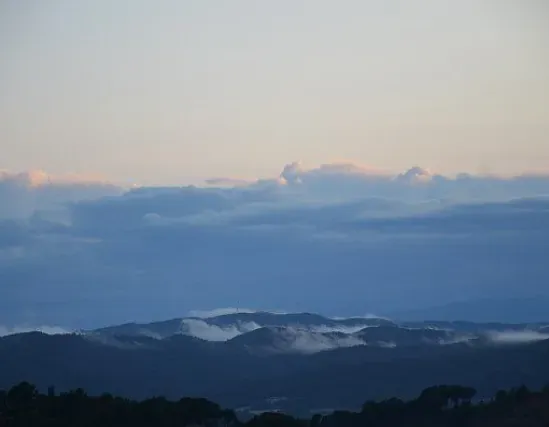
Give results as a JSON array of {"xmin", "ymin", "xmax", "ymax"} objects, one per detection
[
  {"xmin": 2, "ymin": 311, "xmax": 549, "ymax": 414},
  {"xmin": 4, "ymin": 2, "xmax": 549, "ymax": 422},
  {"xmin": 84, "ymin": 311, "xmax": 549, "ymax": 352},
  {"xmin": 2, "ymin": 163, "xmax": 549, "ymax": 415}
]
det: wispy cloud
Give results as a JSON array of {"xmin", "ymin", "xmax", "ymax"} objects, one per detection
[
  {"xmin": 276, "ymin": 327, "xmax": 366, "ymax": 354},
  {"xmin": 310, "ymin": 325, "xmax": 375, "ymax": 334},
  {"xmin": 243, "ymin": 327, "xmax": 367, "ymax": 354},
  {"xmin": 0, "ymin": 325, "xmax": 70, "ymax": 337},
  {"xmin": 181, "ymin": 318, "xmax": 261, "ymax": 341},
  {"xmin": 486, "ymin": 330, "xmax": 549, "ymax": 344}
]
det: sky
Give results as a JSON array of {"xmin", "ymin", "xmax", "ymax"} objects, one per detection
[
  {"xmin": 1, "ymin": 0, "xmax": 548, "ymax": 186},
  {"xmin": 2, "ymin": 161, "xmax": 549, "ymax": 327},
  {"xmin": 1, "ymin": 1, "xmax": 549, "ymax": 330}
]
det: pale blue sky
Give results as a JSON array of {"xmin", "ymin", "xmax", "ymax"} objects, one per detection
[{"xmin": 1, "ymin": 0, "xmax": 548, "ymax": 185}]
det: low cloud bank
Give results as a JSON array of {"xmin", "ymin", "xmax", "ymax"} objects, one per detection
[
  {"xmin": 261, "ymin": 327, "xmax": 366, "ymax": 354},
  {"xmin": 487, "ymin": 330, "xmax": 549, "ymax": 344},
  {"xmin": 3, "ymin": 162, "xmax": 549, "ymax": 221},
  {"xmin": 180, "ymin": 319, "xmax": 261, "ymax": 341},
  {"xmin": 0, "ymin": 325, "xmax": 70, "ymax": 337}
]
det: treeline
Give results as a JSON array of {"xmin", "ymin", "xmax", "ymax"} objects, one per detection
[{"xmin": 1, "ymin": 382, "xmax": 549, "ymax": 427}]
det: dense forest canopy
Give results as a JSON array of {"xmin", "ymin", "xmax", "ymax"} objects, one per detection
[{"xmin": 2, "ymin": 382, "xmax": 549, "ymax": 427}]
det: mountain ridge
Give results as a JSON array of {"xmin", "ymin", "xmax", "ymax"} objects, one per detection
[
  {"xmin": 1, "ymin": 327, "xmax": 549, "ymax": 415},
  {"xmin": 2, "ymin": 311, "xmax": 549, "ymax": 414}
]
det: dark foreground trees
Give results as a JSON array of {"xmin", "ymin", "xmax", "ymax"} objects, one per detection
[{"xmin": 1, "ymin": 382, "xmax": 549, "ymax": 427}]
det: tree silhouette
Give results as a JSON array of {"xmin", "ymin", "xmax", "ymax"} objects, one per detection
[{"xmin": 0, "ymin": 382, "xmax": 548, "ymax": 427}]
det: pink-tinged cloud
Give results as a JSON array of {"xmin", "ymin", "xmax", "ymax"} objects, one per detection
[{"xmin": 0, "ymin": 169, "xmax": 122, "ymax": 219}]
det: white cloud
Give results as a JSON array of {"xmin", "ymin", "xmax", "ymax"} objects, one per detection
[
  {"xmin": 269, "ymin": 327, "xmax": 366, "ymax": 354},
  {"xmin": 311, "ymin": 325, "xmax": 375, "ymax": 334},
  {"xmin": 180, "ymin": 319, "xmax": 261, "ymax": 341},
  {"xmin": 486, "ymin": 330, "xmax": 549, "ymax": 344},
  {"xmin": 0, "ymin": 169, "xmax": 122, "ymax": 219},
  {"xmin": 0, "ymin": 325, "xmax": 70, "ymax": 337}
]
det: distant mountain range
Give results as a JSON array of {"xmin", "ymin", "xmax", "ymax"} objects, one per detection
[
  {"xmin": 89, "ymin": 312, "xmax": 396, "ymax": 352},
  {"xmin": 86, "ymin": 311, "xmax": 549, "ymax": 353},
  {"xmin": 1, "ymin": 311, "xmax": 549, "ymax": 415}
]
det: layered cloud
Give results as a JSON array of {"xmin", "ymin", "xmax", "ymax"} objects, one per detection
[
  {"xmin": 1, "ymin": 162, "xmax": 549, "ymax": 328},
  {"xmin": 487, "ymin": 330, "xmax": 549, "ymax": 344},
  {"xmin": 266, "ymin": 327, "xmax": 366, "ymax": 354},
  {"xmin": 0, "ymin": 170, "xmax": 122, "ymax": 220},
  {"xmin": 180, "ymin": 318, "xmax": 261, "ymax": 341},
  {"xmin": 2, "ymin": 163, "xmax": 548, "ymax": 221},
  {"xmin": 0, "ymin": 324, "xmax": 69, "ymax": 337},
  {"xmin": 248, "ymin": 162, "xmax": 549, "ymax": 202}
]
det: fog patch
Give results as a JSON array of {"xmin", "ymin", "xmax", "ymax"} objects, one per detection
[
  {"xmin": 311, "ymin": 324, "xmax": 375, "ymax": 334},
  {"xmin": 487, "ymin": 330, "xmax": 549, "ymax": 344},
  {"xmin": 181, "ymin": 319, "xmax": 261, "ymax": 341},
  {"xmin": 0, "ymin": 325, "xmax": 70, "ymax": 337},
  {"xmin": 439, "ymin": 335, "xmax": 477, "ymax": 345},
  {"xmin": 271, "ymin": 328, "xmax": 366, "ymax": 354},
  {"xmin": 377, "ymin": 341, "xmax": 397, "ymax": 348}
]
